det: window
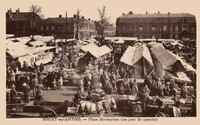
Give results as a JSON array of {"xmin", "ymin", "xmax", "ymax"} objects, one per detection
[
  {"xmin": 182, "ymin": 26, "xmax": 187, "ymax": 31},
  {"xmin": 163, "ymin": 25, "xmax": 167, "ymax": 31},
  {"xmin": 46, "ymin": 26, "xmax": 49, "ymax": 30},
  {"xmin": 175, "ymin": 26, "xmax": 179, "ymax": 31},
  {"xmin": 175, "ymin": 34, "xmax": 179, "ymax": 39},
  {"xmin": 152, "ymin": 35, "xmax": 156, "ymax": 39},
  {"xmin": 183, "ymin": 18, "xmax": 187, "ymax": 22},
  {"xmin": 139, "ymin": 34, "xmax": 143, "ymax": 39},
  {"xmin": 41, "ymin": 26, "xmax": 44, "ymax": 31},
  {"xmin": 129, "ymin": 27, "xmax": 132, "ymax": 31},
  {"xmin": 191, "ymin": 27, "xmax": 195, "ymax": 32},
  {"xmin": 152, "ymin": 26, "xmax": 156, "ymax": 31},
  {"xmin": 51, "ymin": 26, "xmax": 54, "ymax": 31},
  {"xmin": 139, "ymin": 26, "xmax": 143, "ymax": 31},
  {"xmin": 122, "ymin": 26, "xmax": 126, "ymax": 31}
]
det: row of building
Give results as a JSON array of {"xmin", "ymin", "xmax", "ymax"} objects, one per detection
[
  {"xmin": 6, "ymin": 8, "xmax": 115, "ymax": 39},
  {"xmin": 116, "ymin": 11, "xmax": 196, "ymax": 40},
  {"xmin": 6, "ymin": 9, "xmax": 196, "ymax": 40}
]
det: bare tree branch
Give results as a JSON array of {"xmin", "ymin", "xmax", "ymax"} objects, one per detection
[
  {"xmin": 97, "ymin": 5, "xmax": 111, "ymax": 44},
  {"xmin": 29, "ymin": 5, "xmax": 43, "ymax": 37},
  {"xmin": 29, "ymin": 5, "xmax": 43, "ymax": 19}
]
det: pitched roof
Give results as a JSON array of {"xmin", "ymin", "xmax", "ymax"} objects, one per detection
[
  {"xmin": 42, "ymin": 17, "xmax": 94, "ymax": 24},
  {"xmin": 42, "ymin": 17, "xmax": 74, "ymax": 24},
  {"xmin": 118, "ymin": 13, "xmax": 195, "ymax": 19},
  {"xmin": 80, "ymin": 43, "xmax": 111, "ymax": 58},
  {"xmin": 8, "ymin": 12, "xmax": 40, "ymax": 21}
]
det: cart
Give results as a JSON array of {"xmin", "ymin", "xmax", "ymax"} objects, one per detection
[{"xmin": 7, "ymin": 100, "xmax": 69, "ymax": 118}]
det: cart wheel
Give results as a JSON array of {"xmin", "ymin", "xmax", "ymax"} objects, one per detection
[{"xmin": 41, "ymin": 108, "xmax": 57, "ymax": 118}]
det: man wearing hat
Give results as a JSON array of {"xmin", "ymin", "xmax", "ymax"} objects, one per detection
[
  {"xmin": 10, "ymin": 84, "xmax": 19, "ymax": 103},
  {"xmin": 23, "ymin": 83, "xmax": 30, "ymax": 103}
]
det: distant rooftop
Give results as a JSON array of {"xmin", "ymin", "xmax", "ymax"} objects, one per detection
[
  {"xmin": 42, "ymin": 15, "xmax": 94, "ymax": 24},
  {"xmin": 118, "ymin": 12, "xmax": 195, "ymax": 18}
]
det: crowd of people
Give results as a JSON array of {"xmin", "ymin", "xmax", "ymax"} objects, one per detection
[
  {"xmin": 6, "ymin": 38, "xmax": 197, "ymax": 117},
  {"xmin": 6, "ymin": 59, "xmax": 45, "ymax": 104}
]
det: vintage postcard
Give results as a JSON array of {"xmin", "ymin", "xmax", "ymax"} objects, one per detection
[{"xmin": 0, "ymin": 0, "xmax": 199, "ymax": 125}]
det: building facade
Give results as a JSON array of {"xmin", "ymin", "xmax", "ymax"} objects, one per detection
[
  {"xmin": 6, "ymin": 8, "xmax": 41, "ymax": 37},
  {"xmin": 116, "ymin": 11, "xmax": 196, "ymax": 40},
  {"xmin": 37, "ymin": 15, "xmax": 96, "ymax": 39},
  {"xmin": 95, "ymin": 22, "xmax": 116, "ymax": 37}
]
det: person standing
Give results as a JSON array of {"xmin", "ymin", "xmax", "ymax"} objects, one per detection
[
  {"xmin": 138, "ymin": 90, "xmax": 149, "ymax": 116},
  {"xmin": 119, "ymin": 67, "xmax": 127, "ymax": 79},
  {"xmin": 83, "ymin": 72, "xmax": 91, "ymax": 91},
  {"xmin": 23, "ymin": 61, "xmax": 28, "ymax": 72},
  {"xmin": 73, "ymin": 89, "xmax": 82, "ymax": 112},
  {"xmin": 143, "ymin": 85, "xmax": 151, "ymax": 96},
  {"xmin": 10, "ymin": 70, "xmax": 16, "ymax": 87},
  {"xmin": 31, "ymin": 74, "xmax": 38, "ymax": 97},
  {"xmin": 35, "ymin": 83, "xmax": 43, "ymax": 101},
  {"xmin": 22, "ymin": 83, "xmax": 30, "ymax": 103},
  {"xmin": 39, "ymin": 63, "xmax": 44, "ymax": 72},
  {"xmin": 110, "ymin": 72, "xmax": 117, "ymax": 91},
  {"xmin": 10, "ymin": 85, "xmax": 18, "ymax": 103},
  {"xmin": 181, "ymin": 83, "xmax": 187, "ymax": 98},
  {"xmin": 57, "ymin": 76, "xmax": 63, "ymax": 90},
  {"xmin": 91, "ymin": 72, "xmax": 99, "ymax": 90},
  {"xmin": 52, "ymin": 78, "xmax": 57, "ymax": 89}
]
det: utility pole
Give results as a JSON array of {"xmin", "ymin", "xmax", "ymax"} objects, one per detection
[
  {"xmin": 168, "ymin": 12, "xmax": 171, "ymax": 39},
  {"xmin": 77, "ymin": 14, "xmax": 80, "ymax": 40},
  {"xmin": 64, "ymin": 11, "xmax": 67, "ymax": 55}
]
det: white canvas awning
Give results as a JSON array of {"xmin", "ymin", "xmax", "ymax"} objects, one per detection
[
  {"xmin": 115, "ymin": 39, "xmax": 125, "ymax": 44},
  {"xmin": 120, "ymin": 44, "xmax": 154, "ymax": 79},
  {"xmin": 6, "ymin": 39, "xmax": 29, "ymax": 51},
  {"xmin": 99, "ymin": 45, "xmax": 112, "ymax": 57},
  {"xmin": 7, "ymin": 50, "xmax": 28, "ymax": 59},
  {"xmin": 15, "ymin": 37, "xmax": 31, "ymax": 44},
  {"xmin": 28, "ymin": 41, "xmax": 45, "ymax": 47},
  {"xmin": 120, "ymin": 46, "xmax": 136, "ymax": 65},
  {"xmin": 80, "ymin": 44, "xmax": 111, "ymax": 58},
  {"xmin": 33, "ymin": 35, "xmax": 54, "ymax": 42},
  {"xmin": 121, "ymin": 44, "xmax": 153, "ymax": 66}
]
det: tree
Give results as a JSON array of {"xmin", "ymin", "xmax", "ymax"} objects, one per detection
[
  {"xmin": 29, "ymin": 5, "xmax": 43, "ymax": 37},
  {"xmin": 29, "ymin": 5, "xmax": 44, "ymax": 19},
  {"xmin": 97, "ymin": 6, "xmax": 111, "ymax": 45}
]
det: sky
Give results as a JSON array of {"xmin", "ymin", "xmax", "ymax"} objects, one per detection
[{"xmin": 2, "ymin": 0, "xmax": 200, "ymax": 24}]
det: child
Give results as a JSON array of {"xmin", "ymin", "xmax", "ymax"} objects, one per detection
[
  {"xmin": 58, "ymin": 76, "xmax": 63, "ymax": 90},
  {"xmin": 53, "ymin": 79, "xmax": 57, "ymax": 89}
]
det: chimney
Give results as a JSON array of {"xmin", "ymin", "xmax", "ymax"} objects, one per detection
[
  {"xmin": 82, "ymin": 16, "xmax": 84, "ymax": 19},
  {"xmin": 168, "ymin": 12, "xmax": 170, "ymax": 15},
  {"xmin": 59, "ymin": 15, "xmax": 62, "ymax": 18},
  {"xmin": 158, "ymin": 11, "xmax": 160, "ymax": 14},
  {"xmin": 10, "ymin": 8, "xmax": 12, "ymax": 13},
  {"xmin": 73, "ymin": 14, "xmax": 77, "ymax": 18},
  {"xmin": 88, "ymin": 18, "xmax": 90, "ymax": 21},
  {"xmin": 128, "ymin": 11, "xmax": 133, "ymax": 14},
  {"xmin": 16, "ymin": 8, "xmax": 20, "ymax": 14},
  {"xmin": 122, "ymin": 13, "xmax": 125, "ymax": 15},
  {"xmin": 146, "ymin": 11, "xmax": 148, "ymax": 14}
]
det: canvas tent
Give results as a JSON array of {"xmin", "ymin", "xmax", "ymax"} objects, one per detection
[
  {"xmin": 80, "ymin": 43, "xmax": 111, "ymax": 58},
  {"xmin": 77, "ymin": 44, "xmax": 112, "ymax": 72},
  {"xmin": 120, "ymin": 44, "xmax": 154, "ymax": 79},
  {"xmin": 120, "ymin": 42, "xmax": 195, "ymax": 82},
  {"xmin": 164, "ymin": 71, "xmax": 192, "ymax": 83},
  {"xmin": 150, "ymin": 43, "xmax": 195, "ymax": 72},
  {"xmin": 150, "ymin": 43, "xmax": 195, "ymax": 81}
]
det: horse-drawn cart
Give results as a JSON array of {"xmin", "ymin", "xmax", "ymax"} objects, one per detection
[{"xmin": 7, "ymin": 100, "xmax": 69, "ymax": 118}]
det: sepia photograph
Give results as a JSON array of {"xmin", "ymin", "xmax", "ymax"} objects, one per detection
[{"xmin": 2, "ymin": 0, "xmax": 198, "ymax": 121}]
